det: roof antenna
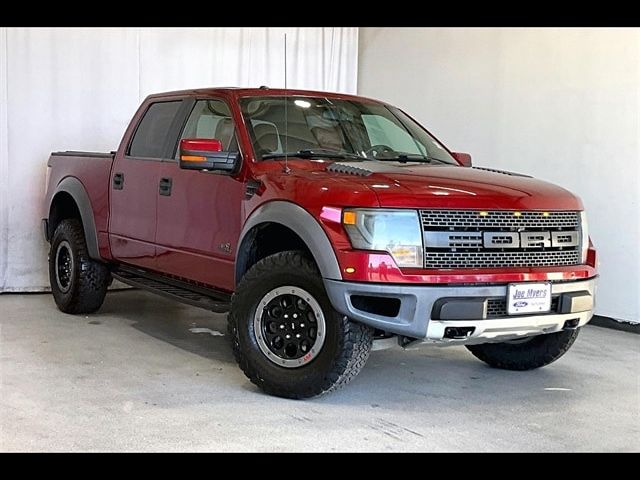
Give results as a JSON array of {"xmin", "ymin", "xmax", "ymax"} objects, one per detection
[{"xmin": 283, "ymin": 33, "xmax": 291, "ymax": 174}]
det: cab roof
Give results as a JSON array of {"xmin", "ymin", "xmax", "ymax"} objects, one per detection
[{"xmin": 146, "ymin": 87, "xmax": 384, "ymax": 105}]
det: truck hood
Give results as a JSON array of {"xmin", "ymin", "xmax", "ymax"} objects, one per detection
[{"xmin": 323, "ymin": 160, "xmax": 583, "ymax": 210}]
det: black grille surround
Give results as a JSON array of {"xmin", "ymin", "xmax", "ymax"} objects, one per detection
[{"xmin": 420, "ymin": 209, "xmax": 582, "ymax": 269}]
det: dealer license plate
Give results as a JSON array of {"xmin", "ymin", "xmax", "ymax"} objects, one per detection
[{"xmin": 506, "ymin": 282, "xmax": 552, "ymax": 315}]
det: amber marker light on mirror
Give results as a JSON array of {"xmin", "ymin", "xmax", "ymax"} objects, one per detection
[{"xmin": 181, "ymin": 155, "xmax": 206, "ymax": 162}]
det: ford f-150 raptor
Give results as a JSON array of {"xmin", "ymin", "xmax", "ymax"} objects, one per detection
[{"xmin": 43, "ymin": 87, "xmax": 597, "ymax": 398}]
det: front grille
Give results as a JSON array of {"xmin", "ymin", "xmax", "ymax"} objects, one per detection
[
  {"xmin": 420, "ymin": 210, "xmax": 580, "ymax": 229},
  {"xmin": 486, "ymin": 296, "xmax": 560, "ymax": 318},
  {"xmin": 424, "ymin": 250, "xmax": 581, "ymax": 269},
  {"xmin": 420, "ymin": 209, "xmax": 582, "ymax": 269}
]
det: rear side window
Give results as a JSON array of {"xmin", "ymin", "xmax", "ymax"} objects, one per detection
[{"xmin": 129, "ymin": 101, "xmax": 182, "ymax": 158}]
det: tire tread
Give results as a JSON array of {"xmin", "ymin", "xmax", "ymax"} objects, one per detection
[
  {"xmin": 228, "ymin": 251, "xmax": 373, "ymax": 399},
  {"xmin": 466, "ymin": 328, "xmax": 580, "ymax": 371},
  {"xmin": 50, "ymin": 218, "xmax": 109, "ymax": 314}
]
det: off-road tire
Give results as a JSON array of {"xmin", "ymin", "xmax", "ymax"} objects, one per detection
[
  {"xmin": 228, "ymin": 250, "xmax": 373, "ymax": 399},
  {"xmin": 49, "ymin": 218, "xmax": 110, "ymax": 314},
  {"xmin": 466, "ymin": 329, "xmax": 580, "ymax": 370}
]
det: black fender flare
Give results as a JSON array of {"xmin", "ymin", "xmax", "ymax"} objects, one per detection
[
  {"xmin": 48, "ymin": 176, "xmax": 101, "ymax": 260},
  {"xmin": 236, "ymin": 201, "xmax": 343, "ymax": 284}
]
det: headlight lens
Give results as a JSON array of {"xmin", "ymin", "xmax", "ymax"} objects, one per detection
[
  {"xmin": 580, "ymin": 211, "xmax": 589, "ymax": 263},
  {"xmin": 342, "ymin": 209, "xmax": 423, "ymax": 268}
]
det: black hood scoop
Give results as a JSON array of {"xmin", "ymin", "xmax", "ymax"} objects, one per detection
[
  {"xmin": 472, "ymin": 166, "xmax": 532, "ymax": 178},
  {"xmin": 326, "ymin": 162, "xmax": 373, "ymax": 177}
]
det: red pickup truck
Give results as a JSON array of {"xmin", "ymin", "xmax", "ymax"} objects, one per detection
[{"xmin": 43, "ymin": 87, "xmax": 597, "ymax": 398}]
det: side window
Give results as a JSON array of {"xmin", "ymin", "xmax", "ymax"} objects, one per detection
[
  {"xmin": 177, "ymin": 99, "xmax": 238, "ymax": 158},
  {"xmin": 362, "ymin": 114, "xmax": 425, "ymax": 155},
  {"xmin": 128, "ymin": 101, "xmax": 182, "ymax": 158}
]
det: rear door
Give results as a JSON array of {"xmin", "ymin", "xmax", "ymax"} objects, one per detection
[
  {"xmin": 109, "ymin": 99, "xmax": 184, "ymax": 270},
  {"xmin": 154, "ymin": 98, "xmax": 245, "ymax": 291}
]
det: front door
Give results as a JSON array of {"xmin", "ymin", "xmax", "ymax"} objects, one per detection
[
  {"xmin": 154, "ymin": 98, "xmax": 245, "ymax": 291},
  {"xmin": 109, "ymin": 100, "xmax": 183, "ymax": 270}
]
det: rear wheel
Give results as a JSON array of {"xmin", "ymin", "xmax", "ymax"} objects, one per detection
[
  {"xmin": 228, "ymin": 250, "xmax": 373, "ymax": 399},
  {"xmin": 49, "ymin": 218, "xmax": 110, "ymax": 314},
  {"xmin": 466, "ymin": 329, "xmax": 580, "ymax": 370}
]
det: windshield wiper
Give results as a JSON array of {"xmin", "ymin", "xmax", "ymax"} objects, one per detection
[
  {"xmin": 376, "ymin": 153, "xmax": 451, "ymax": 164},
  {"xmin": 261, "ymin": 149, "xmax": 368, "ymax": 161}
]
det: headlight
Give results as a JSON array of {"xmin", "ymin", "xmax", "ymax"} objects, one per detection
[
  {"xmin": 342, "ymin": 209, "xmax": 423, "ymax": 268},
  {"xmin": 580, "ymin": 211, "xmax": 589, "ymax": 264}
]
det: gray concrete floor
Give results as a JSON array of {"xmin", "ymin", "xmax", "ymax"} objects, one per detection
[{"xmin": 1, "ymin": 289, "xmax": 638, "ymax": 452}]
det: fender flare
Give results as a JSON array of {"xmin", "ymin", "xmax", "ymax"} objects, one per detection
[
  {"xmin": 236, "ymin": 201, "xmax": 343, "ymax": 284},
  {"xmin": 48, "ymin": 176, "xmax": 101, "ymax": 260}
]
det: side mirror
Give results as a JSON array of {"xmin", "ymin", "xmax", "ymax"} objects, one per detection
[
  {"xmin": 179, "ymin": 138, "xmax": 239, "ymax": 172},
  {"xmin": 452, "ymin": 151, "xmax": 472, "ymax": 167}
]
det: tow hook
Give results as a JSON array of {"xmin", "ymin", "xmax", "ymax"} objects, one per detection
[{"xmin": 444, "ymin": 327, "xmax": 476, "ymax": 339}]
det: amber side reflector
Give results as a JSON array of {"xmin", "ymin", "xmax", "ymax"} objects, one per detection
[
  {"xmin": 343, "ymin": 211, "xmax": 357, "ymax": 225},
  {"xmin": 181, "ymin": 155, "xmax": 206, "ymax": 162}
]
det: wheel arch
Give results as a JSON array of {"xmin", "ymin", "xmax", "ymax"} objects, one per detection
[
  {"xmin": 235, "ymin": 201, "xmax": 342, "ymax": 285},
  {"xmin": 47, "ymin": 176, "xmax": 100, "ymax": 259}
]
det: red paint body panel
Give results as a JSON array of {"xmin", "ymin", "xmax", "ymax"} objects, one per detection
[
  {"xmin": 154, "ymin": 162, "xmax": 245, "ymax": 292},
  {"xmin": 180, "ymin": 138, "xmax": 223, "ymax": 153},
  {"xmin": 44, "ymin": 87, "xmax": 597, "ymax": 291},
  {"xmin": 335, "ymin": 250, "xmax": 597, "ymax": 283},
  {"xmin": 43, "ymin": 154, "xmax": 113, "ymax": 258},
  {"xmin": 355, "ymin": 165, "xmax": 583, "ymax": 210},
  {"xmin": 108, "ymin": 156, "xmax": 159, "ymax": 270}
]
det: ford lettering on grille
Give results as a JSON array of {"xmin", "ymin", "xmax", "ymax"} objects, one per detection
[{"xmin": 421, "ymin": 210, "xmax": 582, "ymax": 269}]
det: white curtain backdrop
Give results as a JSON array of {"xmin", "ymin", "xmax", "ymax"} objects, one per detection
[{"xmin": 0, "ymin": 27, "xmax": 359, "ymax": 292}]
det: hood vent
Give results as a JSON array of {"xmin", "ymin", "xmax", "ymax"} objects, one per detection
[
  {"xmin": 472, "ymin": 166, "xmax": 531, "ymax": 178},
  {"xmin": 326, "ymin": 162, "xmax": 373, "ymax": 177}
]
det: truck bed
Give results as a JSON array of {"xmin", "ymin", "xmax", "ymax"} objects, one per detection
[{"xmin": 44, "ymin": 150, "xmax": 115, "ymax": 255}]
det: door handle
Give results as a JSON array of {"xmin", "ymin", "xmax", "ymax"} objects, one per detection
[
  {"xmin": 113, "ymin": 172, "xmax": 124, "ymax": 190},
  {"xmin": 159, "ymin": 177, "xmax": 172, "ymax": 196}
]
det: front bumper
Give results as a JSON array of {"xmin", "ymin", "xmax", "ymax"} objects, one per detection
[{"xmin": 324, "ymin": 277, "xmax": 596, "ymax": 345}]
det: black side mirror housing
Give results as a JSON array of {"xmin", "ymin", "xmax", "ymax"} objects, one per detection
[
  {"xmin": 179, "ymin": 138, "xmax": 240, "ymax": 173},
  {"xmin": 180, "ymin": 151, "xmax": 240, "ymax": 172}
]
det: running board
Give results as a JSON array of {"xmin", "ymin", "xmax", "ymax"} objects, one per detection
[{"xmin": 112, "ymin": 267, "xmax": 231, "ymax": 313}]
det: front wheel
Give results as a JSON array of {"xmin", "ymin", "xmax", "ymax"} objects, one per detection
[
  {"xmin": 466, "ymin": 329, "xmax": 580, "ymax": 371},
  {"xmin": 228, "ymin": 251, "xmax": 373, "ymax": 399}
]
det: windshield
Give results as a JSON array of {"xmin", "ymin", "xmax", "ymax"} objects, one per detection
[{"xmin": 239, "ymin": 96, "xmax": 458, "ymax": 165}]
